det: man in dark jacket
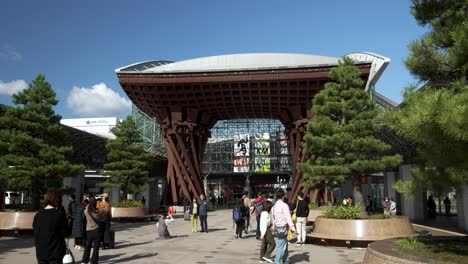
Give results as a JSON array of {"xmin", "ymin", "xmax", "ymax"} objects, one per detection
[
  {"xmin": 198, "ymin": 194, "xmax": 208, "ymax": 233},
  {"xmin": 294, "ymin": 192, "xmax": 309, "ymax": 245}
]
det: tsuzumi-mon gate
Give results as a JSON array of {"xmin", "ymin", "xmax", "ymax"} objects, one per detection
[{"xmin": 116, "ymin": 52, "xmax": 389, "ymax": 204}]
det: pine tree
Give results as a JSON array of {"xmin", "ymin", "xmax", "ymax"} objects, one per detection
[
  {"xmin": 99, "ymin": 116, "xmax": 153, "ymax": 201},
  {"xmin": 298, "ymin": 58, "xmax": 402, "ymax": 215},
  {"xmin": 0, "ymin": 74, "xmax": 84, "ymax": 210},
  {"xmin": 387, "ymin": 0, "xmax": 468, "ymax": 195}
]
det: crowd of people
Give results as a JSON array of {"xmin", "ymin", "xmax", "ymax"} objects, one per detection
[
  {"xmin": 228, "ymin": 189, "xmax": 308, "ymax": 263},
  {"xmin": 32, "ymin": 191, "xmax": 112, "ymax": 264}
]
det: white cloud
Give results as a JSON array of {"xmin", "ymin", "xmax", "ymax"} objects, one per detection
[
  {"xmin": 0, "ymin": 45, "xmax": 22, "ymax": 61},
  {"xmin": 0, "ymin": 80, "xmax": 28, "ymax": 95},
  {"xmin": 67, "ymin": 83, "xmax": 132, "ymax": 116}
]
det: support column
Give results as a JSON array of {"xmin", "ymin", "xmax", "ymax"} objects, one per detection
[
  {"xmin": 400, "ymin": 164, "xmax": 425, "ymax": 221},
  {"xmin": 162, "ymin": 122, "xmax": 210, "ymax": 204},
  {"xmin": 288, "ymin": 120, "xmax": 309, "ymax": 202},
  {"xmin": 457, "ymin": 186, "xmax": 468, "ymax": 233}
]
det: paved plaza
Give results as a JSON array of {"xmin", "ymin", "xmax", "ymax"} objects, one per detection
[{"xmin": 0, "ymin": 209, "xmax": 367, "ymax": 264}]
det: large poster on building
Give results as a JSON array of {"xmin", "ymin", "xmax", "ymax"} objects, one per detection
[
  {"xmin": 254, "ymin": 133, "xmax": 270, "ymax": 172},
  {"xmin": 234, "ymin": 134, "xmax": 250, "ymax": 172}
]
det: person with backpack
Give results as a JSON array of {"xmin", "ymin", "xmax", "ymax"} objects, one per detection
[
  {"xmin": 233, "ymin": 199, "xmax": 248, "ymax": 239},
  {"xmin": 242, "ymin": 191, "xmax": 252, "ymax": 233},
  {"xmin": 252, "ymin": 192, "xmax": 266, "ymax": 239},
  {"xmin": 259, "ymin": 200, "xmax": 275, "ymax": 263}
]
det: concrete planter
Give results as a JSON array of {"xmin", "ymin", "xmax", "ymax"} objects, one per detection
[
  {"xmin": 307, "ymin": 209, "xmax": 324, "ymax": 222},
  {"xmin": 111, "ymin": 207, "xmax": 146, "ymax": 219},
  {"xmin": 0, "ymin": 211, "xmax": 36, "ymax": 230},
  {"xmin": 308, "ymin": 216, "xmax": 417, "ymax": 241},
  {"xmin": 363, "ymin": 238, "xmax": 439, "ymax": 264}
]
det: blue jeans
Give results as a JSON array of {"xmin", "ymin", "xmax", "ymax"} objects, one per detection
[{"xmin": 275, "ymin": 236, "xmax": 289, "ymax": 264}]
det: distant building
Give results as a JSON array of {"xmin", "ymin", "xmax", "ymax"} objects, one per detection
[{"xmin": 61, "ymin": 117, "xmax": 119, "ymax": 139}]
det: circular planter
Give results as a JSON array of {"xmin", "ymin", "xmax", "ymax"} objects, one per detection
[
  {"xmin": 111, "ymin": 207, "xmax": 146, "ymax": 219},
  {"xmin": 307, "ymin": 209, "xmax": 324, "ymax": 222},
  {"xmin": 308, "ymin": 216, "xmax": 417, "ymax": 241},
  {"xmin": 363, "ymin": 238, "xmax": 458, "ymax": 264},
  {"xmin": 0, "ymin": 211, "xmax": 36, "ymax": 230}
]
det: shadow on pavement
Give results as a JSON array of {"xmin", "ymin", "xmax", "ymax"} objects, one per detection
[
  {"xmin": 102, "ymin": 253, "xmax": 158, "ymax": 264},
  {"xmin": 0, "ymin": 236, "xmax": 35, "ymax": 254},
  {"xmin": 289, "ymin": 251, "xmax": 310, "ymax": 263},
  {"xmin": 114, "ymin": 240, "xmax": 153, "ymax": 249}
]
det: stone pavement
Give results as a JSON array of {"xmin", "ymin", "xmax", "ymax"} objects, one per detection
[{"xmin": 0, "ymin": 209, "xmax": 366, "ymax": 264}]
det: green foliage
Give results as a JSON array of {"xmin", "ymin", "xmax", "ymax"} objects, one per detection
[
  {"xmin": 323, "ymin": 205, "xmax": 361, "ymax": 219},
  {"xmin": 309, "ymin": 202, "xmax": 319, "ymax": 210},
  {"xmin": 99, "ymin": 116, "xmax": 153, "ymax": 201},
  {"xmin": 298, "ymin": 58, "xmax": 402, "ymax": 213},
  {"xmin": 405, "ymin": 0, "xmax": 467, "ymax": 83},
  {"xmin": 112, "ymin": 199, "xmax": 144, "ymax": 208},
  {"xmin": 0, "ymin": 74, "xmax": 84, "ymax": 210},
  {"xmin": 394, "ymin": 237, "xmax": 468, "ymax": 263},
  {"xmin": 387, "ymin": 0, "xmax": 468, "ymax": 195},
  {"xmin": 366, "ymin": 213, "xmax": 390, "ymax": 219}
]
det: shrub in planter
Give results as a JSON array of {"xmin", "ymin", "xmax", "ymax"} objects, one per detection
[
  {"xmin": 113, "ymin": 200, "xmax": 143, "ymax": 208},
  {"xmin": 323, "ymin": 205, "xmax": 361, "ymax": 219},
  {"xmin": 309, "ymin": 202, "xmax": 319, "ymax": 210}
]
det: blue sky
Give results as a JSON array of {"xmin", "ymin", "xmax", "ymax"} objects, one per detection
[{"xmin": 0, "ymin": 0, "xmax": 426, "ymax": 119}]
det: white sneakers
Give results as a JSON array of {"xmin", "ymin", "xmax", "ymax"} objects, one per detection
[{"xmin": 262, "ymin": 257, "xmax": 273, "ymax": 263}]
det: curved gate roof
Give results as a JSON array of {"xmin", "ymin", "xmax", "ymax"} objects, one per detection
[{"xmin": 116, "ymin": 52, "xmax": 389, "ymax": 127}]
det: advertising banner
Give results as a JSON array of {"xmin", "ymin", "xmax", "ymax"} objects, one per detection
[
  {"xmin": 234, "ymin": 134, "xmax": 250, "ymax": 172},
  {"xmin": 254, "ymin": 133, "xmax": 270, "ymax": 172}
]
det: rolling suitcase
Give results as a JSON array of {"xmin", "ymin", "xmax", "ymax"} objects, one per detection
[{"xmin": 184, "ymin": 206, "xmax": 190, "ymax": 221}]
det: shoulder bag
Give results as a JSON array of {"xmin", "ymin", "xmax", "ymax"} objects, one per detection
[{"xmin": 63, "ymin": 238, "xmax": 75, "ymax": 264}]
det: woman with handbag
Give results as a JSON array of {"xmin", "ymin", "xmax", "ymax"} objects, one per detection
[
  {"xmin": 271, "ymin": 189, "xmax": 296, "ymax": 264},
  {"xmin": 81, "ymin": 197, "xmax": 109, "ymax": 264},
  {"xmin": 259, "ymin": 200, "xmax": 275, "ymax": 263},
  {"xmin": 33, "ymin": 191, "xmax": 69, "ymax": 264}
]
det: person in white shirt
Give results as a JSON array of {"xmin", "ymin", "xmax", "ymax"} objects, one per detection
[
  {"xmin": 390, "ymin": 198, "xmax": 397, "ymax": 216},
  {"xmin": 259, "ymin": 200, "xmax": 275, "ymax": 263}
]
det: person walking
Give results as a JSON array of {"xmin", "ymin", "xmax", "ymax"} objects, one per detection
[
  {"xmin": 427, "ymin": 195, "xmax": 437, "ymax": 218},
  {"xmin": 294, "ymin": 192, "xmax": 309, "ymax": 246},
  {"xmin": 259, "ymin": 200, "xmax": 275, "ymax": 263},
  {"xmin": 81, "ymin": 197, "xmax": 109, "ymax": 264},
  {"xmin": 71, "ymin": 194, "xmax": 85, "ymax": 250},
  {"xmin": 390, "ymin": 198, "xmax": 397, "ymax": 216},
  {"xmin": 272, "ymin": 189, "xmax": 296, "ymax": 264},
  {"xmin": 96, "ymin": 193, "xmax": 112, "ymax": 249},
  {"xmin": 233, "ymin": 199, "xmax": 248, "ymax": 239},
  {"xmin": 252, "ymin": 192, "xmax": 266, "ymax": 239},
  {"xmin": 33, "ymin": 191, "xmax": 69, "ymax": 264},
  {"xmin": 198, "ymin": 194, "xmax": 209, "ymax": 233},
  {"xmin": 366, "ymin": 195, "xmax": 373, "ymax": 213},
  {"xmin": 443, "ymin": 196, "xmax": 451, "ymax": 216},
  {"xmin": 188, "ymin": 197, "xmax": 199, "ymax": 232},
  {"xmin": 242, "ymin": 191, "xmax": 252, "ymax": 233}
]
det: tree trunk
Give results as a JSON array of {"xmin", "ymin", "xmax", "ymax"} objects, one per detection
[
  {"xmin": 122, "ymin": 177, "xmax": 129, "ymax": 201},
  {"xmin": 353, "ymin": 175, "xmax": 367, "ymax": 217}
]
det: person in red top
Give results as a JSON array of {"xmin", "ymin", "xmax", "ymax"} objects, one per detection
[{"xmin": 251, "ymin": 192, "xmax": 266, "ymax": 239}]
